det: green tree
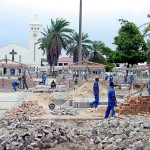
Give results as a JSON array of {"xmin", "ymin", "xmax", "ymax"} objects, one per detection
[
  {"xmin": 66, "ymin": 32, "xmax": 91, "ymax": 63},
  {"xmin": 113, "ymin": 19, "xmax": 148, "ymax": 67},
  {"xmin": 88, "ymin": 41, "xmax": 105, "ymax": 63},
  {"xmin": 38, "ymin": 18, "xmax": 73, "ymax": 72}
]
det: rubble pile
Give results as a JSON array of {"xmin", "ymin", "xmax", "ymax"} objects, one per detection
[
  {"xmin": 51, "ymin": 108, "xmax": 79, "ymax": 116},
  {"xmin": 4, "ymin": 101, "xmax": 46, "ymax": 118},
  {"xmin": 117, "ymin": 96, "xmax": 150, "ymax": 115},
  {"xmin": 0, "ymin": 114, "xmax": 149, "ymax": 150}
]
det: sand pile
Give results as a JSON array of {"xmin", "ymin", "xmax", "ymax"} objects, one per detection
[
  {"xmin": 4, "ymin": 101, "xmax": 46, "ymax": 118},
  {"xmin": 65, "ymin": 82, "xmax": 107, "ymax": 99}
]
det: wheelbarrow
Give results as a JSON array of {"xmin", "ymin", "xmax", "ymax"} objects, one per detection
[{"xmin": 48, "ymin": 98, "xmax": 68, "ymax": 110}]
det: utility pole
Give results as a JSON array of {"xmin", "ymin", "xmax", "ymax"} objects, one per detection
[{"xmin": 78, "ymin": 0, "xmax": 82, "ymax": 63}]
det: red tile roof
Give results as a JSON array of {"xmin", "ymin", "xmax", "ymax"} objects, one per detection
[{"xmin": 58, "ymin": 57, "xmax": 73, "ymax": 63}]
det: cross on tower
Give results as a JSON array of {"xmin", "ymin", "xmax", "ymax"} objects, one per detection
[{"xmin": 9, "ymin": 49, "xmax": 17, "ymax": 61}]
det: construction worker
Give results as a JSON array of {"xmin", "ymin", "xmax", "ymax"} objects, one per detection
[
  {"xmin": 89, "ymin": 76, "xmax": 100, "ymax": 108},
  {"xmin": 129, "ymin": 74, "xmax": 134, "ymax": 84},
  {"xmin": 51, "ymin": 80, "xmax": 56, "ymax": 89},
  {"xmin": 12, "ymin": 81, "xmax": 20, "ymax": 91},
  {"xmin": 74, "ymin": 75, "xmax": 78, "ymax": 90},
  {"xmin": 123, "ymin": 74, "xmax": 128, "ymax": 84},
  {"xmin": 22, "ymin": 74, "xmax": 29, "ymax": 90},
  {"xmin": 109, "ymin": 74, "xmax": 113, "ymax": 83},
  {"xmin": 148, "ymin": 80, "xmax": 150, "ymax": 95},
  {"xmin": 104, "ymin": 82, "xmax": 117, "ymax": 118},
  {"xmin": 42, "ymin": 72, "xmax": 47, "ymax": 85}
]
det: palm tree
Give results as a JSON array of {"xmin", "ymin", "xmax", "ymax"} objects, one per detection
[
  {"xmin": 88, "ymin": 41, "xmax": 105, "ymax": 63},
  {"xmin": 38, "ymin": 18, "xmax": 74, "ymax": 73},
  {"xmin": 141, "ymin": 14, "xmax": 150, "ymax": 38},
  {"xmin": 66, "ymin": 32, "xmax": 92, "ymax": 63}
]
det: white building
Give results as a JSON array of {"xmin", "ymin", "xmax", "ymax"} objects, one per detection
[{"xmin": 0, "ymin": 16, "xmax": 46, "ymax": 67}]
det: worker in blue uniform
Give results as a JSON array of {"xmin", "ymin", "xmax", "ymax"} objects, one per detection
[
  {"xmin": 89, "ymin": 76, "xmax": 99, "ymax": 108},
  {"xmin": 104, "ymin": 82, "xmax": 117, "ymax": 118},
  {"xmin": 12, "ymin": 81, "xmax": 20, "ymax": 91},
  {"xmin": 123, "ymin": 74, "xmax": 127, "ymax": 84},
  {"xmin": 129, "ymin": 74, "xmax": 134, "ymax": 84},
  {"xmin": 148, "ymin": 80, "xmax": 150, "ymax": 95},
  {"xmin": 109, "ymin": 75, "xmax": 113, "ymax": 83},
  {"xmin": 42, "ymin": 72, "xmax": 47, "ymax": 85}
]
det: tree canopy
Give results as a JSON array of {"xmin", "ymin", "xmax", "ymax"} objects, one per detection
[
  {"xmin": 113, "ymin": 19, "xmax": 148, "ymax": 67},
  {"xmin": 38, "ymin": 18, "xmax": 74, "ymax": 67},
  {"xmin": 66, "ymin": 32, "xmax": 91, "ymax": 63},
  {"xmin": 88, "ymin": 41, "xmax": 105, "ymax": 64}
]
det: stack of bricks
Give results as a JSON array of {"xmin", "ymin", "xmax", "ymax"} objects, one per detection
[{"xmin": 117, "ymin": 96, "xmax": 150, "ymax": 115}]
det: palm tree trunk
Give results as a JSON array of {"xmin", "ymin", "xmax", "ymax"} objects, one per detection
[
  {"xmin": 78, "ymin": 0, "xmax": 82, "ymax": 63},
  {"xmin": 53, "ymin": 63, "xmax": 55, "ymax": 77},
  {"xmin": 50, "ymin": 65, "xmax": 52, "ymax": 76}
]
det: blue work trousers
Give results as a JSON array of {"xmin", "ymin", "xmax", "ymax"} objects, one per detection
[
  {"xmin": 104, "ymin": 102, "xmax": 115, "ymax": 118},
  {"xmin": 148, "ymin": 89, "xmax": 150, "ymax": 95},
  {"xmin": 90, "ymin": 95, "xmax": 99, "ymax": 108},
  {"xmin": 42, "ymin": 77, "xmax": 46, "ymax": 85}
]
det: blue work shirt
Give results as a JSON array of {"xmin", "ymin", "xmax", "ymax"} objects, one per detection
[
  {"xmin": 108, "ymin": 86, "xmax": 116, "ymax": 104},
  {"xmin": 148, "ymin": 84, "xmax": 150, "ymax": 92},
  {"xmin": 129, "ymin": 75, "xmax": 134, "ymax": 82},
  {"xmin": 109, "ymin": 76, "xmax": 113, "ymax": 83},
  {"xmin": 93, "ymin": 81, "xmax": 99, "ymax": 95},
  {"xmin": 12, "ymin": 81, "xmax": 19, "ymax": 86}
]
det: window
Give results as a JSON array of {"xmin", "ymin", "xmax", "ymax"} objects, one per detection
[
  {"xmin": 37, "ymin": 27, "xmax": 39, "ymax": 30},
  {"xmin": 31, "ymin": 27, "xmax": 33, "ymax": 30},
  {"xmin": 59, "ymin": 63, "xmax": 63, "ymax": 66},
  {"xmin": 64, "ymin": 63, "xmax": 68, "ymax": 66},
  {"xmin": 34, "ymin": 28, "xmax": 36, "ymax": 30}
]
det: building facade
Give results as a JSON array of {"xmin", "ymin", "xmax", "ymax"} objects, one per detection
[{"xmin": 0, "ymin": 16, "xmax": 46, "ymax": 67}]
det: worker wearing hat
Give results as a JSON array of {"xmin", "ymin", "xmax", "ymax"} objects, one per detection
[{"xmin": 89, "ymin": 76, "xmax": 100, "ymax": 108}]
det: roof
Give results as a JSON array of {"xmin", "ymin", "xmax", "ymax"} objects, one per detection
[
  {"xmin": 0, "ymin": 42, "xmax": 28, "ymax": 49},
  {"xmin": 58, "ymin": 57, "xmax": 73, "ymax": 63},
  {"xmin": 64, "ymin": 60, "xmax": 105, "ymax": 70},
  {"xmin": 0, "ymin": 59, "xmax": 30, "ymax": 68},
  {"xmin": 112, "ymin": 65, "xmax": 149, "ymax": 71}
]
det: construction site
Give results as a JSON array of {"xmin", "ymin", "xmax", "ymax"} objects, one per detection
[{"xmin": 0, "ymin": 61, "xmax": 149, "ymax": 150}]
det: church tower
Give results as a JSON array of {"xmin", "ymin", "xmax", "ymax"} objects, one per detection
[{"xmin": 28, "ymin": 15, "xmax": 43, "ymax": 67}]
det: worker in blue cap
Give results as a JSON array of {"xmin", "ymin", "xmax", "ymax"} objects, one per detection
[
  {"xmin": 109, "ymin": 74, "xmax": 113, "ymax": 83},
  {"xmin": 104, "ymin": 82, "xmax": 117, "ymax": 118},
  {"xmin": 12, "ymin": 81, "xmax": 20, "ymax": 91},
  {"xmin": 89, "ymin": 76, "xmax": 100, "ymax": 108},
  {"xmin": 148, "ymin": 80, "xmax": 150, "ymax": 95}
]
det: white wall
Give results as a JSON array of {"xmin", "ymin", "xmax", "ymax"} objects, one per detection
[{"xmin": 0, "ymin": 43, "xmax": 28, "ymax": 64}]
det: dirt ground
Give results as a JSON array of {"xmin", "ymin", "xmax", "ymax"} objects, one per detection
[
  {"xmin": 24, "ymin": 92, "xmax": 106, "ymax": 120},
  {"xmin": 4, "ymin": 82, "xmax": 149, "ymax": 120}
]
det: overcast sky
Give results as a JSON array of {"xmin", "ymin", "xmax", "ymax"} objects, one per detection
[{"xmin": 0, "ymin": 0, "xmax": 150, "ymax": 49}]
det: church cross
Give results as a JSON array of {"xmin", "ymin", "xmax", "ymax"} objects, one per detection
[{"xmin": 9, "ymin": 49, "xmax": 17, "ymax": 61}]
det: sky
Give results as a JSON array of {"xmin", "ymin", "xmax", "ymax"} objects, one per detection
[{"xmin": 0, "ymin": 0, "xmax": 150, "ymax": 50}]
